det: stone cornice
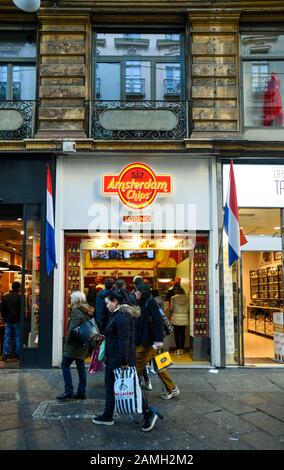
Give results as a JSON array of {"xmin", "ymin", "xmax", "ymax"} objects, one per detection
[
  {"xmin": 1, "ymin": 0, "xmax": 284, "ymax": 14},
  {"xmin": 1, "ymin": 138, "xmax": 284, "ymax": 156}
]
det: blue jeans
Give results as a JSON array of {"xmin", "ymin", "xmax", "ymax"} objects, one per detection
[
  {"xmin": 3, "ymin": 322, "xmax": 20, "ymax": 357},
  {"xmin": 61, "ymin": 356, "xmax": 86, "ymax": 396}
]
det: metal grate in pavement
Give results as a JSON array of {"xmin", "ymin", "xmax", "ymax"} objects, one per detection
[{"xmin": 32, "ymin": 399, "xmax": 104, "ymax": 420}]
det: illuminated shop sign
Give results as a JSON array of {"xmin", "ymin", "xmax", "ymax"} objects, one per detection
[
  {"xmin": 223, "ymin": 164, "xmax": 284, "ymax": 207},
  {"xmin": 103, "ymin": 163, "xmax": 172, "ymax": 209}
]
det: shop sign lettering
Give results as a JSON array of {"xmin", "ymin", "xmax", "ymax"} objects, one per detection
[
  {"xmin": 274, "ymin": 169, "xmax": 284, "ymax": 196},
  {"xmin": 103, "ymin": 163, "xmax": 172, "ymax": 209}
]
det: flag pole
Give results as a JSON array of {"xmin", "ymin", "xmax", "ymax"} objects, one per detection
[{"xmin": 215, "ymin": 218, "xmax": 224, "ymax": 269}]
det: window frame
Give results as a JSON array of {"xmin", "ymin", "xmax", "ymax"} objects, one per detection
[
  {"xmin": 92, "ymin": 30, "xmax": 185, "ymax": 101},
  {"xmin": 240, "ymin": 28, "xmax": 284, "ymax": 130},
  {"xmin": 0, "ymin": 30, "xmax": 37, "ymax": 101}
]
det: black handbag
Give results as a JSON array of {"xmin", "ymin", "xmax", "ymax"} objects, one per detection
[{"xmin": 72, "ymin": 318, "xmax": 100, "ymax": 346}]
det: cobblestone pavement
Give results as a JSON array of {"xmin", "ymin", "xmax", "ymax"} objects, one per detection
[{"xmin": 1, "ymin": 367, "xmax": 284, "ymax": 450}]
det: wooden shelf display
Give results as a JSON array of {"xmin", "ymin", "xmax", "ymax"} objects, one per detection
[
  {"xmin": 247, "ymin": 306, "xmax": 281, "ymax": 338},
  {"xmin": 64, "ymin": 238, "xmax": 81, "ymax": 334},
  {"xmin": 248, "ymin": 264, "xmax": 283, "ymax": 339},
  {"xmin": 250, "ymin": 266, "xmax": 283, "ymax": 302},
  {"xmin": 193, "ymin": 239, "xmax": 209, "ymax": 337}
]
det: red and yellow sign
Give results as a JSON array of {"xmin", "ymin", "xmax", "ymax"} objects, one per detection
[
  {"xmin": 123, "ymin": 215, "xmax": 152, "ymax": 223},
  {"xmin": 103, "ymin": 163, "xmax": 172, "ymax": 209}
]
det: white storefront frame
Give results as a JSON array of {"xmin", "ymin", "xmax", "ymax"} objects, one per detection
[
  {"xmin": 222, "ymin": 163, "xmax": 284, "ymax": 366},
  {"xmin": 52, "ymin": 154, "xmax": 221, "ymax": 367}
]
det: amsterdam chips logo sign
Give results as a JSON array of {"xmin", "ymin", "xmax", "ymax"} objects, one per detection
[{"xmin": 103, "ymin": 163, "xmax": 172, "ymax": 209}]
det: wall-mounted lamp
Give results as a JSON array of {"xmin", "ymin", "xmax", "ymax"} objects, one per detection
[{"xmin": 12, "ymin": 0, "xmax": 40, "ymax": 12}]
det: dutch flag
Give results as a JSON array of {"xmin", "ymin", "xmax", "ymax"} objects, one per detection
[
  {"xmin": 46, "ymin": 164, "xmax": 56, "ymax": 275},
  {"xmin": 224, "ymin": 160, "xmax": 247, "ymax": 267}
]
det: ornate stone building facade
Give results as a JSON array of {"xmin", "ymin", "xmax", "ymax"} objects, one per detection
[{"xmin": 0, "ymin": 1, "xmax": 284, "ymax": 367}]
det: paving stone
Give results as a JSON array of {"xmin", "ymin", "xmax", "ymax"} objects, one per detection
[
  {"xmin": 199, "ymin": 392, "xmax": 256, "ymax": 415},
  {"xmin": 25, "ymin": 426, "xmax": 68, "ymax": 450},
  {"xmin": 207, "ymin": 375, "xmax": 281, "ymax": 392},
  {"xmin": 186, "ymin": 394, "xmax": 222, "ymax": 414},
  {"xmin": 0, "ymin": 413, "xmax": 24, "ymax": 431},
  {"xmin": 0, "ymin": 392, "xmax": 17, "ymax": 402},
  {"xmin": 0, "ymin": 428, "xmax": 27, "ymax": 450},
  {"xmin": 240, "ymin": 431, "xmax": 284, "ymax": 450},
  {"xmin": 255, "ymin": 402, "xmax": 284, "ymax": 423},
  {"xmin": 160, "ymin": 437, "xmax": 209, "ymax": 450},
  {"xmin": 186, "ymin": 420, "xmax": 253, "ymax": 450},
  {"xmin": 203, "ymin": 410, "xmax": 259, "ymax": 434},
  {"xmin": 242, "ymin": 411, "xmax": 284, "ymax": 436},
  {"xmin": 158, "ymin": 401, "xmax": 200, "ymax": 422},
  {"xmin": 0, "ymin": 402, "xmax": 20, "ymax": 415}
]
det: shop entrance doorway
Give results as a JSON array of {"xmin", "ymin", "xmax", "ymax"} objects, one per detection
[
  {"xmin": 227, "ymin": 208, "xmax": 284, "ymax": 367},
  {"xmin": 64, "ymin": 233, "xmax": 211, "ymax": 366},
  {"xmin": 0, "ymin": 204, "xmax": 41, "ymax": 368},
  {"xmin": 241, "ymin": 250, "xmax": 283, "ymax": 366}
]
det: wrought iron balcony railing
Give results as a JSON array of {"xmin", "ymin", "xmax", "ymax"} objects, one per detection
[
  {"xmin": 89, "ymin": 100, "xmax": 188, "ymax": 140},
  {"xmin": 0, "ymin": 100, "xmax": 35, "ymax": 139},
  {"xmin": 163, "ymin": 79, "xmax": 181, "ymax": 96},
  {"xmin": 125, "ymin": 78, "xmax": 145, "ymax": 96}
]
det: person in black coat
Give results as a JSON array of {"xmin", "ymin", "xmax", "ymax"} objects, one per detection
[
  {"xmin": 92, "ymin": 290, "xmax": 140, "ymax": 426},
  {"xmin": 95, "ymin": 277, "xmax": 115, "ymax": 332},
  {"xmin": 92, "ymin": 290, "xmax": 163, "ymax": 431},
  {"xmin": 135, "ymin": 283, "xmax": 180, "ymax": 401},
  {"xmin": 1, "ymin": 282, "xmax": 21, "ymax": 362}
]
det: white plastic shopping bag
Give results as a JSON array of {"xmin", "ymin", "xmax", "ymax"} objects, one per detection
[{"xmin": 114, "ymin": 366, "xmax": 142, "ymax": 414}]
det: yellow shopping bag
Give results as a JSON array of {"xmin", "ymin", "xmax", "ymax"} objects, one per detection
[{"xmin": 154, "ymin": 350, "xmax": 173, "ymax": 372}]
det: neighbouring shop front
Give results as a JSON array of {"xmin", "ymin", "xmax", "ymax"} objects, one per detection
[
  {"xmin": 53, "ymin": 154, "xmax": 220, "ymax": 368},
  {"xmin": 222, "ymin": 162, "xmax": 284, "ymax": 367},
  {"xmin": 0, "ymin": 155, "xmax": 54, "ymax": 368}
]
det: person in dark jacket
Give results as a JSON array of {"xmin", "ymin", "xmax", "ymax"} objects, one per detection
[
  {"xmin": 1, "ymin": 282, "xmax": 21, "ymax": 362},
  {"xmin": 165, "ymin": 277, "xmax": 181, "ymax": 302},
  {"xmin": 92, "ymin": 290, "xmax": 140, "ymax": 426},
  {"xmin": 57, "ymin": 291, "xmax": 95, "ymax": 401},
  {"xmin": 93, "ymin": 290, "xmax": 163, "ymax": 431},
  {"xmin": 114, "ymin": 278, "xmax": 133, "ymax": 305},
  {"xmin": 86, "ymin": 286, "xmax": 97, "ymax": 310},
  {"xmin": 95, "ymin": 277, "xmax": 115, "ymax": 333},
  {"xmin": 129, "ymin": 275, "xmax": 144, "ymax": 304},
  {"xmin": 135, "ymin": 283, "xmax": 180, "ymax": 401}
]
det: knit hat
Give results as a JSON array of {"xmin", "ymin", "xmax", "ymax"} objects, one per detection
[
  {"xmin": 133, "ymin": 275, "xmax": 144, "ymax": 286},
  {"xmin": 136, "ymin": 283, "xmax": 151, "ymax": 295}
]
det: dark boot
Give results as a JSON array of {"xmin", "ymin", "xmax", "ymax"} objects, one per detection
[{"xmin": 141, "ymin": 406, "xmax": 163, "ymax": 432}]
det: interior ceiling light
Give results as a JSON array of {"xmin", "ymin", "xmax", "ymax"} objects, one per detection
[
  {"xmin": 274, "ymin": 226, "xmax": 280, "ymax": 230},
  {"xmin": 158, "ymin": 278, "xmax": 172, "ymax": 283},
  {"xmin": 8, "ymin": 264, "xmax": 22, "ymax": 272},
  {"xmin": 0, "ymin": 261, "xmax": 9, "ymax": 271}
]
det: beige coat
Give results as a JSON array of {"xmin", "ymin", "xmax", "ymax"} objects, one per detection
[{"xmin": 170, "ymin": 294, "xmax": 189, "ymax": 326}]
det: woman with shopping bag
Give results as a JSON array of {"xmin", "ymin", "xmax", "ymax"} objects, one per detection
[{"xmin": 92, "ymin": 290, "xmax": 163, "ymax": 431}]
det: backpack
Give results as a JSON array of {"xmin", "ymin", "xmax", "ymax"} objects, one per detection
[
  {"xmin": 146, "ymin": 300, "xmax": 173, "ymax": 337},
  {"xmin": 158, "ymin": 307, "xmax": 174, "ymax": 336}
]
